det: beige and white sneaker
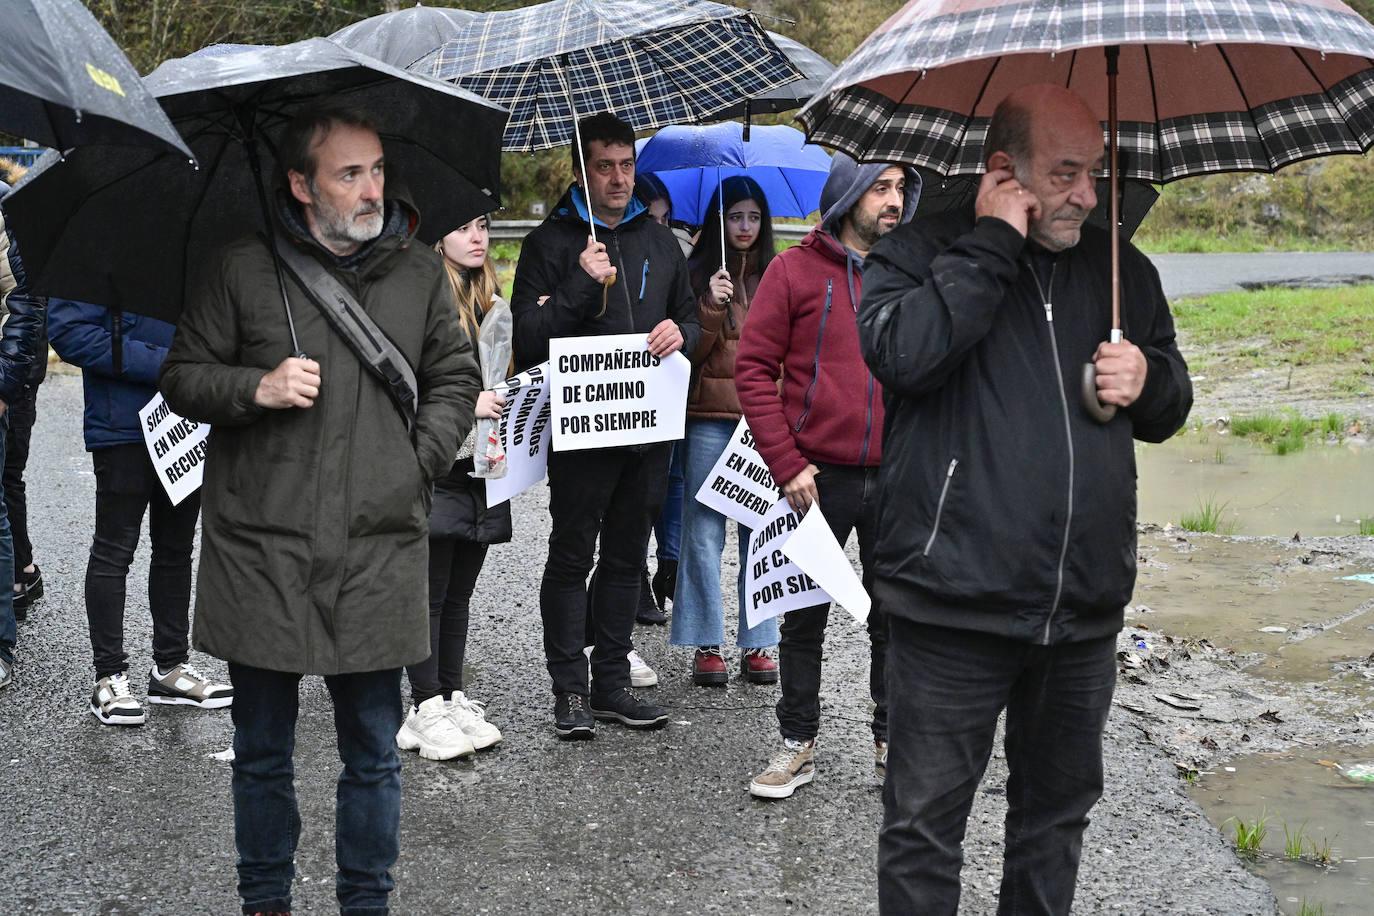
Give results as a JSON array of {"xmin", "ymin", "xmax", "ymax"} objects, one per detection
[
  {"xmin": 628, "ymin": 649, "xmax": 658, "ymax": 688},
  {"xmin": 397, "ymin": 695, "xmax": 476, "ymax": 760},
  {"xmin": 91, "ymin": 673, "xmax": 146, "ymax": 726},
  {"xmin": 148, "ymin": 663, "xmax": 233, "ymax": 708},
  {"xmin": 749, "ymin": 738, "xmax": 816, "ymax": 799},
  {"xmin": 446, "ymin": 691, "xmax": 502, "ymax": 750}
]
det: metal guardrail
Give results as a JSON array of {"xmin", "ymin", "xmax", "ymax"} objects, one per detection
[
  {"xmin": 490, "ymin": 219, "xmax": 811, "ymax": 243},
  {"xmin": 0, "ymin": 146, "xmax": 45, "ymax": 168}
]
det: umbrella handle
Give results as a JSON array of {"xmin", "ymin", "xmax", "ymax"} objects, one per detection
[{"xmin": 1080, "ymin": 330, "xmax": 1122, "ymax": 423}]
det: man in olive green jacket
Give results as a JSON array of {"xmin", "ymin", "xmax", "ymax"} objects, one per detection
[{"xmin": 160, "ymin": 101, "xmax": 478, "ymax": 916}]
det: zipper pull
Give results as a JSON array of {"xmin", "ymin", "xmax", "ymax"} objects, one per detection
[
  {"xmin": 946, "ymin": 458, "xmax": 958, "ymax": 477},
  {"xmin": 1043, "ymin": 301, "xmax": 1054, "ymax": 322}
]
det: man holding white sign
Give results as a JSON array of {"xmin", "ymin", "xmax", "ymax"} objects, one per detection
[
  {"xmin": 736, "ymin": 153, "xmax": 920, "ymax": 798},
  {"xmin": 511, "ymin": 112, "xmax": 698, "ymax": 739}
]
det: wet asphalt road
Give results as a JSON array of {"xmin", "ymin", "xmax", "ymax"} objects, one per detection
[
  {"xmin": 1149, "ymin": 250, "xmax": 1374, "ymax": 300},
  {"xmin": 1, "ymin": 374, "xmax": 1277, "ymax": 915}
]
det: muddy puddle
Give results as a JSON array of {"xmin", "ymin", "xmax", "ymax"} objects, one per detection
[
  {"xmin": 1189, "ymin": 745, "xmax": 1374, "ymax": 915},
  {"xmin": 1137, "ymin": 435, "xmax": 1374, "ymax": 537}
]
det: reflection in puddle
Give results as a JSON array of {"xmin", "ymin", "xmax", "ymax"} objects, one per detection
[
  {"xmin": 1137, "ymin": 437, "xmax": 1374, "ymax": 536},
  {"xmin": 1190, "ymin": 747, "xmax": 1374, "ymax": 915}
]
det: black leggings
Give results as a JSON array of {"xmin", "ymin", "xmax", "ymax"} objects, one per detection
[{"xmin": 406, "ymin": 538, "xmax": 489, "ymax": 708}]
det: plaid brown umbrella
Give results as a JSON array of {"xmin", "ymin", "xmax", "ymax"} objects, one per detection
[{"xmin": 798, "ymin": 0, "xmax": 1374, "ymax": 421}]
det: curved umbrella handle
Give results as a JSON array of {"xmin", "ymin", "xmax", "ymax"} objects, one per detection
[{"xmin": 1080, "ymin": 362, "xmax": 1117, "ymax": 423}]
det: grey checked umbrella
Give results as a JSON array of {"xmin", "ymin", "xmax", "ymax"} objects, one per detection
[
  {"xmin": 410, "ymin": 0, "xmax": 802, "ymax": 152},
  {"xmin": 330, "ymin": 4, "xmax": 480, "ymax": 70},
  {"xmin": 710, "ymin": 31, "xmax": 836, "ymax": 122},
  {"xmin": 799, "ymin": 0, "xmax": 1374, "ymax": 184},
  {"xmin": 0, "ymin": 0, "xmax": 192, "ymax": 158},
  {"xmin": 798, "ymin": 0, "xmax": 1374, "ymax": 422}
]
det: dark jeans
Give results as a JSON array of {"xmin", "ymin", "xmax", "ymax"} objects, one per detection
[
  {"xmin": 878, "ymin": 619, "xmax": 1118, "ymax": 916},
  {"xmin": 230, "ymin": 662, "xmax": 403, "ymax": 916},
  {"xmin": 777, "ymin": 463, "xmax": 888, "ymax": 742},
  {"xmin": 3, "ymin": 385, "xmax": 36, "ymax": 572},
  {"xmin": 0, "ymin": 412, "xmax": 14, "ymax": 665},
  {"xmin": 652, "ymin": 442, "xmax": 683, "ymax": 563},
  {"xmin": 406, "ymin": 537, "xmax": 489, "ymax": 708},
  {"xmin": 542, "ymin": 444, "xmax": 670, "ymax": 697},
  {"xmin": 86, "ymin": 444, "xmax": 200, "ymax": 677}
]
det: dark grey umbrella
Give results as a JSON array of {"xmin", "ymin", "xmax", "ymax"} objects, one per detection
[
  {"xmin": 330, "ymin": 4, "xmax": 481, "ymax": 70},
  {"xmin": 0, "ymin": 0, "xmax": 192, "ymax": 158},
  {"xmin": 5, "ymin": 38, "xmax": 507, "ymax": 336},
  {"xmin": 709, "ymin": 32, "xmax": 834, "ymax": 125}
]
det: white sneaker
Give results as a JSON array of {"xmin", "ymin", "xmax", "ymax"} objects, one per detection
[
  {"xmin": 396, "ymin": 695, "xmax": 475, "ymax": 760},
  {"xmin": 446, "ymin": 690, "xmax": 502, "ymax": 750},
  {"xmin": 90, "ymin": 673, "xmax": 146, "ymax": 726},
  {"xmin": 583, "ymin": 645, "xmax": 659, "ymax": 688},
  {"xmin": 628, "ymin": 649, "xmax": 658, "ymax": 688}
]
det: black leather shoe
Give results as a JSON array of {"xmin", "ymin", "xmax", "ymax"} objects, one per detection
[
  {"xmin": 590, "ymin": 688, "xmax": 668, "ymax": 730},
  {"xmin": 636, "ymin": 568, "xmax": 667, "ymax": 625},
  {"xmin": 554, "ymin": 692, "xmax": 595, "ymax": 740}
]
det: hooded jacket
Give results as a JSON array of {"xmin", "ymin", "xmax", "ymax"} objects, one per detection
[
  {"xmin": 858, "ymin": 209, "xmax": 1192, "ymax": 646},
  {"xmin": 734, "ymin": 155, "xmax": 920, "ymax": 485},
  {"xmin": 161, "ymin": 191, "xmax": 480, "ymax": 675},
  {"xmin": 511, "ymin": 184, "xmax": 699, "ymax": 371},
  {"xmin": 49, "ymin": 299, "xmax": 175, "ymax": 450},
  {"xmin": 0, "ymin": 190, "xmax": 43, "ymax": 405}
]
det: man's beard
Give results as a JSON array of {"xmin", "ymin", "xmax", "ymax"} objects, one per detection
[
  {"xmin": 310, "ymin": 185, "xmax": 384, "ymax": 246},
  {"xmin": 850, "ymin": 202, "xmax": 902, "ymax": 248}
]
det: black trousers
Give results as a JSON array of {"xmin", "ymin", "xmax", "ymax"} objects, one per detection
[
  {"xmin": 3, "ymin": 385, "xmax": 38, "ymax": 572},
  {"xmin": 878, "ymin": 618, "xmax": 1118, "ymax": 916},
  {"xmin": 86, "ymin": 444, "xmax": 201, "ymax": 678},
  {"xmin": 541, "ymin": 444, "xmax": 670, "ymax": 697},
  {"xmin": 406, "ymin": 537, "xmax": 489, "ymax": 708},
  {"xmin": 776, "ymin": 463, "xmax": 889, "ymax": 742}
]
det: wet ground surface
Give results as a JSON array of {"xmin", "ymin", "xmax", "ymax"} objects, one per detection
[{"xmin": 0, "ymin": 375, "xmax": 1280, "ymax": 914}]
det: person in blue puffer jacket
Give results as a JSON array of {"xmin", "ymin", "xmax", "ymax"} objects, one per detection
[{"xmin": 48, "ymin": 299, "xmax": 232, "ymax": 727}]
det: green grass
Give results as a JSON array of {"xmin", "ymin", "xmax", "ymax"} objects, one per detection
[
  {"xmin": 1226, "ymin": 810, "xmax": 1270, "ymax": 857},
  {"xmin": 1283, "ymin": 821, "xmax": 1309, "ymax": 860},
  {"xmin": 1308, "ymin": 835, "xmax": 1336, "ymax": 866},
  {"xmin": 1226, "ymin": 409, "xmax": 1350, "ymax": 455},
  {"xmin": 1180, "ymin": 497, "xmax": 1236, "ymax": 534},
  {"xmin": 1298, "ymin": 900, "xmax": 1327, "ymax": 916},
  {"xmin": 1135, "ymin": 228, "xmax": 1346, "ymax": 254},
  {"xmin": 1359, "ymin": 517, "xmax": 1374, "ymax": 536},
  {"xmin": 1172, "ymin": 285, "xmax": 1374, "ymax": 370}
]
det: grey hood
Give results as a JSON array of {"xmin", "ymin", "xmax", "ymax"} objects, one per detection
[{"xmin": 818, "ymin": 152, "xmax": 922, "ymax": 239}]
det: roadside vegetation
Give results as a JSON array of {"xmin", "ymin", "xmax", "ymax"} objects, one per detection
[{"xmin": 1179, "ymin": 496, "xmax": 1236, "ymax": 535}]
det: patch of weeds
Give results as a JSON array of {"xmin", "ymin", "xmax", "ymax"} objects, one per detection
[
  {"xmin": 1212, "ymin": 448, "xmax": 1227, "ymax": 465},
  {"xmin": 1283, "ymin": 820, "xmax": 1308, "ymax": 860},
  {"xmin": 1298, "ymin": 900, "xmax": 1327, "ymax": 916},
  {"xmin": 1227, "ymin": 409, "xmax": 1345, "ymax": 455},
  {"xmin": 1180, "ymin": 497, "xmax": 1236, "ymax": 534},
  {"xmin": 1273, "ymin": 430, "xmax": 1307, "ymax": 456},
  {"xmin": 1359, "ymin": 517, "xmax": 1374, "ymax": 536},
  {"xmin": 1307, "ymin": 834, "xmax": 1336, "ymax": 866},
  {"xmin": 1321, "ymin": 412, "xmax": 1346, "ymax": 438},
  {"xmin": 1225, "ymin": 810, "xmax": 1270, "ymax": 857}
]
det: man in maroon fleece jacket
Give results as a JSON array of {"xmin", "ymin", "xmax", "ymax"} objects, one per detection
[{"xmin": 735, "ymin": 152, "xmax": 920, "ymax": 799}]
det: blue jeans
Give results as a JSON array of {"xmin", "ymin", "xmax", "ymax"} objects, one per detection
[
  {"xmin": 652, "ymin": 443, "xmax": 683, "ymax": 563},
  {"xmin": 229, "ymin": 663, "xmax": 403, "ymax": 916},
  {"xmin": 878, "ymin": 619, "xmax": 1117, "ymax": 916},
  {"xmin": 0, "ymin": 412, "xmax": 15, "ymax": 666},
  {"xmin": 670, "ymin": 418, "xmax": 778, "ymax": 649}
]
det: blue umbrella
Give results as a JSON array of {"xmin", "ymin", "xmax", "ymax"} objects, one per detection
[{"xmin": 635, "ymin": 122, "xmax": 832, "ymax": 226}]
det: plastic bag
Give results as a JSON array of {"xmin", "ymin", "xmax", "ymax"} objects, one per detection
[{"xmin": 472, "ymin": 296, "xmax": 512, "ymax": 479}]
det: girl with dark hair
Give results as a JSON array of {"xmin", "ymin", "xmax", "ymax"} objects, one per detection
[{"xmin": 671, "ymin": 175, "xmax": 779, "ymax": 686}]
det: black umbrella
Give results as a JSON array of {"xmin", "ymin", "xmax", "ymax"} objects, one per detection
[
  {"xmin": 330, "ymin": 4, "xmax": 481, "ymax": 69},
  {"xmin": 0, "ymin": 0, "xmax": 192, "ymax": 158},
  {"xmin": 6, "ymin": 38, "xmax": 507, "ymax": 337},
  {"xmin": 913, "ymin": 171, "xmax": 1160, "ymax": 241},
  {"xmin": 709, "ymin": 31, "xmax": 835, "ymax": 139}
]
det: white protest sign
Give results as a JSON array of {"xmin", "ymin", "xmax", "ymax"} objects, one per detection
[
  {"xmin": 780, "ymin": 504, "xmax": 871, "ymax": 623},
  {"xmin": 693, "ymin": 417, "xmax": 778, "ymax": 529},
  {"xmin": 744, "ymin": 497, "xmax": 831, "ymax": 629},
  {"xmin": 485, "ymin": 362, "xmax": 553, "ymax": 507},
  {"xmin": 549, "ymin": 333, "xmax": 689, "ymax": 451},
  {"xmin": 140, "ymin": 393, "xmax": 210, "ymax": 507}
]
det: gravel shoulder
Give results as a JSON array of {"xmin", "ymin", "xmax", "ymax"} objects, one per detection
[{"xmin": 1, "ymin": 373, "xmax": 1278, "ymax": 914}]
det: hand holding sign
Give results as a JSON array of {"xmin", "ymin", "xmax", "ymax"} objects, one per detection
[
  {"xmin": 646, "ymin": 319, "xmax": 684, "ymax": 357},
  {"xmin": 255, "ymin": 356, "xmax": 320, "ymax": 409}
]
